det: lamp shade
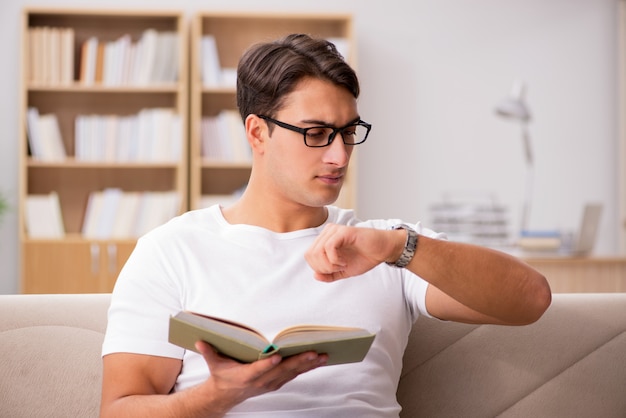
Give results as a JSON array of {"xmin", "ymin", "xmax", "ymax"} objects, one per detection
[{"xmin": 495, "ymin": 80, "xmax": 531, "ymax": 122}]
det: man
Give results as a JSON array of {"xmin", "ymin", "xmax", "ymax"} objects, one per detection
[{"xmin": 100, "ymin": 34, "xmax": 551, "ymax": 417}]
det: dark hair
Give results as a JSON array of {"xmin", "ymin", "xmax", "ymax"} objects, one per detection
[{"xmin": 236, "ymin": 33, "xmax": 360, "ymax": 123}]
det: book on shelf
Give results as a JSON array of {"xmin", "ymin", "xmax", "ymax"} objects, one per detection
[
  {"xmin": 169, "ymin": 311, "xmax": 376, "ymax": 366},
  {"xmin": 517, "ymin": 230, "xmax": 562, "ymax": 251},
  {"xmin": 200, "ymin": 34, "xmax": 237, "ymax": 88},
  {"xmin": 135, "ymin": 29, "xmax": 158, "ymax": 85},
  {"xmin": 28, "ymin": 26, "xmax": 74, "ymax": 85},
  {"xmin": 201, "ymin": 34, "xmax": 221, "ymax": 87},
  {"xmin": 110, "ymin": 192, "xmax": 142, "ymax": 239},
  {"xmin": 78, "ymin": 29, "xmax": 178, "ymax": 86},
  {"xmin": 74, "ymin": 108, "xmax": 181, "ymax": 162},
  {"xmin": 151, "ymin": 31, "xmax": 179, "ymax": 83},
  {"xmin": 132, "ymin": 191, "xmax": 180, "ymax": 238},
  {"xmin": 94, "ymin": 42, "xmax": 106, "ymax": 83},
  {"xmin": 25, "ymin": 192, "xmax": 65, "ymax": 238},
  {"xmin": 201, "ymin": 110, "xmax": 250, "ymax": 162},
  {"xmin": 96, "ymin": 188, "xmax": 123, "ymax": 239},
  {"xmin": 82, "ymin": 189, "xmax": 179, "ymax": 239},
  {"xmin": 26, "ymin": 107, "xmax": 67, "ymax": 162},
  {"xmin": 81, "ymin": 190, "xmax": 104, "ymax": 238},
  {"xmin": 79, "ymin": 36, "xmax": 99, "ymax": 85},
  {"xmin": 102, "ymin": 34, "xmax": 132, "ymax": 86}
]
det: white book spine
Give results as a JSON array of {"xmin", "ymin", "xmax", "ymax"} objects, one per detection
[
  {"xmin": 201, "ymin": 35, "xmax": 221, "ymax": 87},
  {"xmin": 26, "ymin": 192, "xmax": 65, "ymax": 238}
]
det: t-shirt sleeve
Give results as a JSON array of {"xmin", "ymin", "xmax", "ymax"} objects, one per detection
[
  {"xmin": 101, "ymin": 233, "xmax": 185, "ymax": 359},
  {"xmin": 351, "ymin": 215, "xmax": 448, "ymax": 322},
  {"xmin": 401, "ymin": 221, "xmax": 447, "ymax": 322}
]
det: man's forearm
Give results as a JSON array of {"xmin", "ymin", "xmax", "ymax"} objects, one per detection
[
  {"xmin": 406, "ymin": 235, "xmax": 551, "ymax": 324},
  {"xmin": 101, "ymin": 382, "xmax": 234, "ymax": 418}
]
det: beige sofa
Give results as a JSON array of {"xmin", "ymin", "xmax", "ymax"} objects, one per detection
[{"xmin": 1, "ymin": 293, "xmax": 625, "ymax": 417}]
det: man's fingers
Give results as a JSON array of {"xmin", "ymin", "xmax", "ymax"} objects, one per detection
[{"xmin": 260, "ymin": 352, "xmax": 328, "ymax": 390}]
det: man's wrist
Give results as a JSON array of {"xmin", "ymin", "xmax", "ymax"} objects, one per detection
[{"xmin": 386, "ymin": 224, "xmax": 418, "ymax": 268}]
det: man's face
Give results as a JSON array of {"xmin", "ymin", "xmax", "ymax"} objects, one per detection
[{"xmin": 262, "ymin": 77, "xmax": 360, "ymax": 208}]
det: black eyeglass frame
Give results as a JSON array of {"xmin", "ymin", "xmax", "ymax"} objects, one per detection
[{"xmin": 258, "ymin": 115, "xmax": 371, "ymax": 148}]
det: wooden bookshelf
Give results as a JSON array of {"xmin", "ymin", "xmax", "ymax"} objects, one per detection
[
  {"xmin": 18, "ymin": 10, "xmax": 358, "ymax": 293},
  {"xmin": 19, "ymin": 9, "xmax": 188, "ymax": 293},
  {"xmin": 189, "ymin": 12, "xmax": 357, "ymax": 210}
]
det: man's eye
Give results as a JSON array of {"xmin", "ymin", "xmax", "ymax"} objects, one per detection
[{"xmin": 306, "ymin": 128, "xmax": 327, "ymax": 138}]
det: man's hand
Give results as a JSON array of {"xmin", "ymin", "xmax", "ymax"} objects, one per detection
[
  {"xmin": 194, "ymin": 341, "xmax": 328, "ymax": 413},
  {"xmin": 305, "ymin": 223, "xmax": 404, "ymax": 282},
  {"xmin": 101, "ymin": 344, "xmax": 327, "ymax": 418}
]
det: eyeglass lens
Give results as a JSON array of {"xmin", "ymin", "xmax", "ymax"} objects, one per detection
[{"xmin": 305, "ymin": 124, "xmax": 368, "ymax": 147}]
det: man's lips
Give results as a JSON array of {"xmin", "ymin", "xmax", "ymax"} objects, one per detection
[{"xmin": 316, "ymin": 173, "xmax": 344, "ymax": 184}]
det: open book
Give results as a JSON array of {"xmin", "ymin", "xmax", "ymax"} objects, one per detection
[{"xmin": 168, "ymin": 311, "xmax": 376, "ymax": 366}]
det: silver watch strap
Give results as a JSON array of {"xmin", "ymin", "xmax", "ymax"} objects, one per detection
[{"xmin": 386, "ymin": 224, "xmax": 418, "ymax": 268}]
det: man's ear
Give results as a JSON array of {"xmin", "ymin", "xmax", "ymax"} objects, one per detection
[{"xmin": 245, "ymin": 114, "xmax": 267, "ymax": 154}]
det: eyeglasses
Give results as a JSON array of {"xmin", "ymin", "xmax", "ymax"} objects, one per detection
[{"xmin": 258, "ymin": 115, "xmax": 371, "ymax": 148}]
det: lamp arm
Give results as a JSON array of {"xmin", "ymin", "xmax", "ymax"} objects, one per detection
[
  {"xmin": 520, "ymin": 123, "xmax": 533, "ymax": 233},
  {"xmin": 521, "ymin": 162, "xmax": 534, "ymax": 233},
  {"xmin": 521, "ymin": 123, "xmax": 533, "ymax": 166}
]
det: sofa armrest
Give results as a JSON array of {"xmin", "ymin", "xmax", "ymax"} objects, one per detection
[{"xmin": 0, "ymin": 293, "xmax": 111, "ymax": 418}]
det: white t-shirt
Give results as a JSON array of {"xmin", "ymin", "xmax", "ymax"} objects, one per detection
[{"xmin": 102, "ymin": 205, "xmax": 444, "ymax": 417}]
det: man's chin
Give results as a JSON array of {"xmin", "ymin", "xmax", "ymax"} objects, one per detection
[{"xmin": 303, "ymin": 192, "xmax": 341, "ymax": 208}]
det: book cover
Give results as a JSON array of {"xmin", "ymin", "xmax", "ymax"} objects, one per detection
[
  {"xmin": 110, "ymin": 192, "xmax": 141, "ymax": 239},
  {"xmin": 80, "ymin": 36, "xmax": 98, "ymax": 85},
  {"xmin": 201, "ymin": 34, "xmax": 221, "ymax": 87},
  {"xmin": 518, "ymin": 230, "xmax": 562, "ymax": 251},
  {"xmin": 38, "ymin": 113, "xmax": 67, "ymax": 161},
  {"xmin": 26, "ymin": 107, "xmax": 44, "ymax": 159},
  {"xmin": 94, "ymin": 188, "xmax": 123, "ymax": 239},
  {"xmin": 169, "ymin": 311, "xmax": 376, "ymax": 366},
  {"xmin": 81, "ymin": 190, "xmax": 104, "ymax": 238},
  {"xmin": 25, "ymin": 192, "xmax": 65, "ymax": 238}
]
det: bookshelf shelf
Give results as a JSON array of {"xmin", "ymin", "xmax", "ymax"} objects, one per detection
[
  {"xmin": 201, "ymin": 87, "xmax": 235, "ymax": 94},
  {"xmin": 27, "ymin": 84, "xmax": 181, "ymax": 93},
  {"xmin": 24, "ymin": 234, "xmax": 137, "ymax": 244},
  {"xmin": 28, "ymin": 159, "xmax": 180, "ymax": 168},
  {"xmin": 20, "ymin": 8, "xmax": 188, "ymax": 294},
  {"xmin": 201, "ymin": 160, "xmax": 252, "ymax": 169}
]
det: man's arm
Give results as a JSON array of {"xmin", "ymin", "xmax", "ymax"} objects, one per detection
[
  {"xmin": 409, "ymin": 235, "xmax": 551, "ymax": 325},
  {"xmin": 100, "ymin": 343, "xmax": 328, "ymax": 418},
  {"xmin": 305, "ymin": 224, "xmax": 551, "ymax": 325}
]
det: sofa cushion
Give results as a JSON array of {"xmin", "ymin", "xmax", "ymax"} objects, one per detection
[{"xmin": 398, "ymin": 293, "xmax": 626, "ymax": 418}]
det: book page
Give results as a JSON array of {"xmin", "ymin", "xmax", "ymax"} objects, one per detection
[
  {"xmin": 274, "ymin": 324, "xmax": 368, "ymax": 340},
  {"xmin": 186, "ymin": 311, "xmax": 263, "ymax": 334},
  {"xmin": 274, "ymin": 327, "xmax": 374, "ymax": 347},
  {"xmin": 180, "ymin": 311, "xmax": 269, "ymax": 347}
]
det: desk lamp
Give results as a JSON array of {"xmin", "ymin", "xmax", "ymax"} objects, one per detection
[{"xmin": 495, "ymin": 80, "xmax": 533, "ymax": 234}]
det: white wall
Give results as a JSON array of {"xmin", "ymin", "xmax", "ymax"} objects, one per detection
[{"xmin": 0, "ymin": 0, "xmax": 619, "ymax": 293}]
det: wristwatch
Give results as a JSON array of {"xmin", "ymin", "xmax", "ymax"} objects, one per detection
[{"xmin": 386, "ymin": 224, "xmax": 418, "ymax": 268}]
